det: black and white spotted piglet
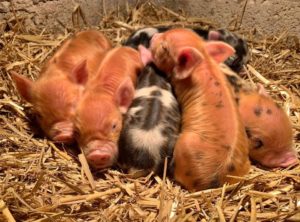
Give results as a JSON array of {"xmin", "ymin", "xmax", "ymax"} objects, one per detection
[
  {"xmin": 118, "ymin": 63, "xmax": 181, "ymax": 175},
  {"xmin": 124, "ymin": 27, "xmax": 249, "ymax": 72}
]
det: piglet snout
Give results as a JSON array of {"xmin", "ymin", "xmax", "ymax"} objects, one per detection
[
  {"xmin": 85, "ymin": 140, "xmax": 118, "ymax": 169},
  {"xmin": 50, "ymin": 121, "xmax": 74, "ymax": 143},
  {"xmin": 262, "ymin": 151, "xmax": 299, "ymax": 168},
  {"xmin": 276, "ymin": 152, "xmax": 299, "ymax": 168}
]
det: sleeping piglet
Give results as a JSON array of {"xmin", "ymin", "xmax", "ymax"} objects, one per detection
[
  {"xmin": 118, "ymin": 63, "xmax": 181, "ymax": 175},
  {"xmin": 11, "ymin": 30, "xmax": 112, "ymax": 143},
  {"xmin": 125, "ymin": 27, "xmax": 249, "ymax": 72},
  {"xmin": 141, "ymin": 28, "xmax": 250, "ymax": 191},
  {"xmin": 221, "ymin": 65, "xmax": 298, "ymax": 168},
  {"xmin": 74, "ymin": 47, "xmax": 143, "ymax": 169},
  {"xmin": 239, "ymin": 85, "xmax": 298, "ymax": 168}
]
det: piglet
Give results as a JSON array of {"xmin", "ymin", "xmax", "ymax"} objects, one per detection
[
  {"xmin": 141, "ymin": 28, "xmax": 250, "ymax": 191},
  {"xmin": 11, "ymin": 30, "xmax": 112, "ymax": 143},
  {"xmin": 125, "ymin": 26, "xmax": 249, "ymax": 72},
  {"xmin": 118, "ymin": 63, "xmax": 181, "ymax": 175},
  {"xmin": 74, "ymin": 47, "xmax": 143, "ymax": 169},
  {"xmin": 207, "ymin": 29, "xmax": 249, "ymax": 72},
  {"xmin": 239, "ymin": 84, "xmax": 298, "ymax": 168},
  {"xmin": 220, "ymin": 64, "xmax": 298, "ymax": 168}
]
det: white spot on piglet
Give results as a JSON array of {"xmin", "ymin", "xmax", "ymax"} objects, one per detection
[
  {"xmin": 129, "ymin": 124, "xmax": 164, "ymax": 164},
  {"xmin": 135, "ymin": 86, "xmax": 175, "ymax": 108},
  {"xmin": 132, "ymin": 28, "xmax": 159, "ymax": 39},
  {"xmin": 128, "ymin": 106, "xmax": 143, "ymax": 116}
]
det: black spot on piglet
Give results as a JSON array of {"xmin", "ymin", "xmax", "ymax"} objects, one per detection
[
  {"xmin": 245, "ymin": 127, "xmax": 252, "ymax": 138},
  {"xmin": 228, "ymin": 163, "xmax": 235, "ymax": 172},
  {"xmin": 193, "ymin": 179, "xmax": 202, "ymax": 188},
  {"xmin": 151, "ymin": 90, "xmax": 162, "ymax": 96},
  {"xmin": 254, "ymin": 107, "xmax": 263, "ymax": 117},
  {"xmin": 210, "ymin": 175, "xmax": 221, "ymax": 189},
  {"xmin": 185, "ymin": 170, "xmax": 192, "ymax": 177}
]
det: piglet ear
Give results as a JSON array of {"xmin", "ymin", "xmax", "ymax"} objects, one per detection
[
  {"xmin": 208, "ymin": 30, "xmax": 221, "ymax": 41},
  {"xmin": 70, "ymin": 59, "xmax": 88, "ymax": 85},
  {"xmin": 173, "ymin": 47, "xmax": 203, "ymax": 80},
  {"xmin": 138, "ymin": 45, "xmax": 153, "ymax": 66},
  {"xmin": 257, "ymin": 83, "xmax": 270, "ymax": 97},
  {"xmin": 115, "ymin": 78, "xmax": 135, "ymax": 114},
  {"xmin": 204, "ymin": 41, "xmax": 235, "ymax": 63},
  {"xmin": 11, "ymin": 71, "xmax": 33, "ymax": 103}
]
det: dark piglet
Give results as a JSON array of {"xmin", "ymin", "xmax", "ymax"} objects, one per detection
[
  {"xmin": 124, "ymin": 27, "xmax": 249, "ymax": 72},
  {"xmin": 208, "ymin": 29, "xmax": 249, "ymax": 72},
  {"xmin": 124, "ymin": 27, "xmax": 169, "ymax": 49},
  {"xmin": 118, "ymin": 63, "xmax": 181, "ymax": 175}
]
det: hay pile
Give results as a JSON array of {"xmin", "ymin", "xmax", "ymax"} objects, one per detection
[{"xmin": 1, "ymin": 1, "xmax": 299, "ymax": 221}]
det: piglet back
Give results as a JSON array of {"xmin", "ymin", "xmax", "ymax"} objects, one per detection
[{"xmin": 118, "ymin": 63, "xmax": 181, "ymax": 175}]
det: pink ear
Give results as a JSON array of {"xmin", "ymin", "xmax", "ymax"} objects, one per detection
[
  {"xmin": 11, "ymin": 71, "xmax": 33, "ymax": 102},
  {"xmin": 173, "ymin": 47, "xmax": 203, "ymax": 79},
  {"xmin": 138, "ymin": 45, "xmax": 153, "ymax": 66},
  {"xmin": 204, "ymin": 41, "xmax": 235, "ymax": 63},
  {"xmin": 257, "ymin": 83, "xmax": 270, "ymax": 97},
  {"xmin": 208, "ymin": 30, "xmax": 221, "ymax": 41},
  {"xmin": 115, "ymin": 78, "xmax": 135, "ymax": 114},
  {"xmin": 70, "ymin": 60, "xmax": 88, "ymax": 85}
]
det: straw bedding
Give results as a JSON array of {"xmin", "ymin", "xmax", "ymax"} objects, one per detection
[{"xmin": 0, "ymin": 1, "xmax": 299, "ymax": 221}]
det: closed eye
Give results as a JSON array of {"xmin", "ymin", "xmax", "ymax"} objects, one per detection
[{"xmin": 253, "ymin": 138, "xmax": 263, "ymax": 149}]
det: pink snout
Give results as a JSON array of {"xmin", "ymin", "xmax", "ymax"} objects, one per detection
[
  {"xmin": 84, "ymin": 140, "xmax": 118, "ymax": 169},
  {"xmin": 50, "ymin": 121, "xmax": 74, "ymax": 143},
  {"xmin": 261, "ymin": 151, "xmax": 299, "ymax": 168}
]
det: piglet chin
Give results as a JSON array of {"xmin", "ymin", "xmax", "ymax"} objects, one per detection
[
  {"xmin": 262, "ymin": 151, "xmax": 299, "ymax": 168},
  {"xmin": 50, "ymin": 121, "xmax": 74, "ymax": 143},
  {"xmin": 85, "ymin": 141, "xmax": 118, "ymax": 169}
]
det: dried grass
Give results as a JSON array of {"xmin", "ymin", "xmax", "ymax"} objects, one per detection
[{"xmin": 0, "ymin": 1, "xmax": 299, "ymax": 221}]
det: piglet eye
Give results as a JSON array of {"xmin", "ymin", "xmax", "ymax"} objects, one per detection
[
  {"xmin": 112, "ymin": 123, "xmax": 117, "ymax": 131},
  {"xmin": 253, "ymin": 139, "xmax": 263, "ymax": 149}
]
